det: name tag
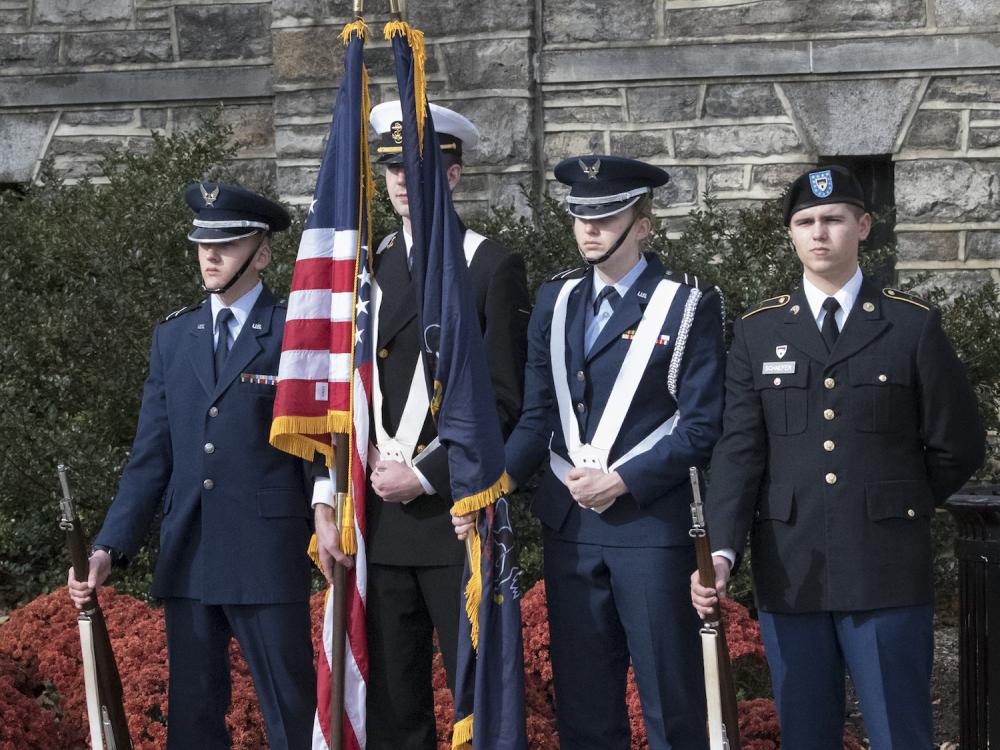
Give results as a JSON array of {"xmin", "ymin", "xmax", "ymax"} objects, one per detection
[{"xmin": 762, "ymin": 361, "xmax": 796, "ymax": 375}]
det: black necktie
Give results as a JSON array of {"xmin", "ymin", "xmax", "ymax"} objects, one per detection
[
  {"xmin": 214, "ymin": 308, "xmax": 234, "ymax": 382},
  {"xmin": 821, "ymin": 297, "xmax": 840, "ymax": 351},
  {"xmin": 593, "ymin": 286, "xmax": 621, "ymax": 315}
]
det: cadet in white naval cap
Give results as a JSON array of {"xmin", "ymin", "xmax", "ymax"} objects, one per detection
[{"xmin": 313, "ymin": 101, "xmax": 530, "ymax": 750}]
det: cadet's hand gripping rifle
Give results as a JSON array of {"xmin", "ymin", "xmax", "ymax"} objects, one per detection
[
  {"xmin": 689, "ymin": 467, "xmax": 740, "ymax": 750},
  {"xmin": 58, "ymin": 464, "xmax": 133, "ymax": 750}
]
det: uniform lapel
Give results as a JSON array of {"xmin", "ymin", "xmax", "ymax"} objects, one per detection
[
  {"xmin": 213, "ymin": 287, "xmax": 274, "ymax": 399},
  {"xmin": 186, "ymin": 301, "xmax": 215, "ymax": 396},
  {"xmin": 780, "ymin": 287, "xmax": 830, "ymax": 365},
  {"xmin": 375, "ymin": 233, "xmax": 416, "ymax": 348},
  {"xmin": 585, "ymin": 258, "xmax": 659, "ymax": 362},
  {"xmin": 564, "ymin": 270, "xmax": 590, "ymax": 379},
  {"xmin": 825, "ymin": 276, "xmax": 890, "ymax": 367}
]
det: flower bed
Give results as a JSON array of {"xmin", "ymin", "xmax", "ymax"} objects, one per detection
[{"xmin": 0, "ymin": 583, "xmax": 862, "ymax": 748}]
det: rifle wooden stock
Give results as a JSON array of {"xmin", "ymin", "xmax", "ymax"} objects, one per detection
[
  {"xmin": 328, "ymin": 434, "xmax": 350, "ymax": 750},
  {"xmin": 58, "ymin": 465, "xmax": 133, "ymax": 750},
  {"xmin": 689, "ymin": 467, "xmax": 740, "ymax": 750}
]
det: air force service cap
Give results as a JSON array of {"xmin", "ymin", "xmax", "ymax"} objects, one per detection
[
  {"xmin": 185, "ymin": 182, "xmax": 291, "ymax": 243},
  {"xmin": 554, "ymin": 155, "xmax": 670, "ymax": 220},
  {"xmin": 370, "ymin": 101, "xmax": 479, "ymax": 164},
  {"xmin": 783, "ymin": 165, "xmax": 867, "ymax": 226}
]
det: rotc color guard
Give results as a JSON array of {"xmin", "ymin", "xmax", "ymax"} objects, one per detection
[
  {"xmin": 692, "ymin": 165, "xmax": 985, "ymax": 749},
  {"xmin": 494, "ymin": 155, "xmax": 727, "ymax": 749}
]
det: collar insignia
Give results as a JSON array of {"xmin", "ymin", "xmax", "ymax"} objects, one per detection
[
  {"xmin": 863, "ymin": 301, "xmax": 875, "ymax": 312},
  {"xmin": 579, "ymin": 158, "xmax": 601, "ymax": 180},
  {"xmin": 252, "ymin": 322, "xmax": 262, "ymax": 330},
  {"xmin": 199, "ymin": 183, "xmax": 219, "ymax": 206},
  {"xmin": 790, "ymin": 304, "xmax": 800, "ymax": 315}
]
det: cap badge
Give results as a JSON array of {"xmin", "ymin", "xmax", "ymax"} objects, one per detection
[
  {"xmin": 199, "ymin": 183, "xmax": 219, "ymax": 206},
  {"xmin": 391, "ymin": 121, "xmax": 404, "ymax": 144},
  {"xmin": 809, "ymin": 169, "xmax": 833, "ymax": 198},
  {"xmin": 776, "ymin": 345, "xmax": 787, "ymax": 359},
  {"xmin": 579, "ymin": 158, "xmax": 601, "ymax": 180}
]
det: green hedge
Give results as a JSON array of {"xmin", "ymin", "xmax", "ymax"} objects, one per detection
[{"xmin": 1, "ymin": 124, "xmax": 996, "ymax": 609}]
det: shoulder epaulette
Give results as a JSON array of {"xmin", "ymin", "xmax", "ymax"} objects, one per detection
[
  {"xmin": 376, "ymin": 232, "xmax": 398, "ymax": 255},
  {"xmin": 162, "ymin": 302, "xmax": 200, "ymax": 323},
  {"xmin": 741, "ymin": 294, "xmax": 792, "ymax": 320},
  {"xmin": 548, "ymin": 266, "xmax": 587, "ymax": 282},
  {"xmin": 276, "ymin": 298, "xmax": 288, "ymax": 308},
  {"xmin": 664, "ymin": 269, "xmax": 716, "ymax": 291},
  {"xmin": 882, "ymin": 287, "xmax": 930, "ymax": 311}
]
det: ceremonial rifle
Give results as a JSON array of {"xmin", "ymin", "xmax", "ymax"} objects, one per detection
[
  {"xmin": 58, "ymin": 464, "xmax": 133, "ymax": 750},
  {"xmin": 689, "ymin": 466, "xmax": 740, "ymax": 750}
]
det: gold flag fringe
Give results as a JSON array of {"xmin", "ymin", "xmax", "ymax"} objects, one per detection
[
  {"xmin": 340, "ymin": 493, "xmax": 357, "ymax": 555},
  {"xmin": 270, "ymin": 412, "xmax": 353, "ymax": 466},
  {"xmin": 339, "ymin": 19, "xmax": 369, "ymax": 45},
  {"xmin": 307, "ymin": 533, "xmax": 321, "ymax": 569},
  {"xmin": 451, "ymin": 713, "xmax": 474, "ymax": 750},
  {"xmin": 383, "ymin": 21, "xmax": 427, "ymax": 155},
  {"xmin": 465, "ymin": 525, "xmax": 482, "ymax": 647},
  {"xmin": 450, "ymin": 471, "xmax": 510, "ymax": 517}
]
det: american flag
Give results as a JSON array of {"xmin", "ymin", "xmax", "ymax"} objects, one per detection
[{"xmin": 270, "ymin": 21, "xmax": 372, "ymax": 750}]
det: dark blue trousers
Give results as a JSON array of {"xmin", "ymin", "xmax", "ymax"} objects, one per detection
[
  {"xmin": 544, "ymin": 536, "xmax": 708, "ymax": 750},
  {"xmin": 758, "ymin": 605, "xmax": 934, "ymax": 750},
  {"xmin": 164, "ymin": 597, "xmax": 316, "ymax": 750}
]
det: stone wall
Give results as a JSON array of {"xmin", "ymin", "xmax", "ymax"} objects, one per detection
[{"xmin": 1, "ymin": 0, "xmax": 998, "ymax": 288}]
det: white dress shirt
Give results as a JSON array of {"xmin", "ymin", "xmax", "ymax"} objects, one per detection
[
  {"xmin": 210, "ymin": 281, "xmax": 263, "ymax": 348},
  {"xmin": 801, "ymin": 265, "xmax": 863, "ymax": 333},
  {"xmin": 584, "ymin": 255, "xmax": 647, "ymax": 353}
]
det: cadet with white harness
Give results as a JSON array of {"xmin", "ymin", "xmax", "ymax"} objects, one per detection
[{"xmin": 501, "ymin": 155, "xmax": 726, "ymax": 749}]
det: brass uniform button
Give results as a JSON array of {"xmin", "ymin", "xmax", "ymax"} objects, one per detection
[
  {"xmin": 204, "ymin": 443, "xmax": 215, "ymax": 454},
  {"xmin": 415, "ymin": 444, "xmax": 426, "ymax": 455},
  {"xmin": 824, "ymin": 409, "xmax": 835, "ymax": 421},
  {"xmin": 824, "ymin": 377, "xmax": 835, "ymax": 389},
  {"xmin": 773, "ymin": 377, "xmax": 782, "ymax": 386},
  {"xmin": 203, "ymin": 479, "xmax": 214, "ymax": 490},
  {"xmin": 208, "ymin": 406, "xmax": 219, "ymax": 417},
  {"xmin": 907, "ymin": 509, "xmax": 916, "ymax": 518},
  {"xmin": 576, "ymin": 402, "xmax": 585, "ymax": 414},
  {"xmin": 823, "ymin": 440, "xmax": 835, "ymax": 452},
  {"xmin": 878, "ymin": 374, "xmax": 888, "ymax": 383},
  {"xmin": 825, "ymin": 473, "xmax": 837, "ymax": 485},
  {"xmin": 378, "ymin": 348, "xmax": 389, "ymax": 359}
]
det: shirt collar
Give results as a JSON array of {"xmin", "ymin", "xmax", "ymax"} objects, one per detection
[
  {"xmin": 592, "ymin": 254, "xmax": 648, "ymax": 303},
  {"xmin": 210, "ymin": 281, "xmax": 263, "ymax": 335},
  {"xmin": 802, "ymin": 265, "xmax": 863, "ymax": 323}
]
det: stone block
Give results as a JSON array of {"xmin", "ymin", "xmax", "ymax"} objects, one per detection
[
  {"xmin": 903, "ymin": 110, "xmax": 962, "ymax": 150},
  {"xmin": 926, "ymin": 74, "xmax": 1000, "ymax": 103},
  {"xmin": 627, "ymin": 86, "xmax": 700, "ymax": 123},
  {"xmin": 140, "ymin": 109, "xmax": 167, "ymax": 130},
  {"xmin": 137, "ymin": 8, "xmax": 170, "ymax": 26},
  {"xmin": 674, "ymin": 124, "xmax": 802, "ymax": 158},
  {"xmin": 34, "ymin": 0, "xmax": 130, "ymax": 25},
  {"xmin": 545, "ymin": 0, "xmax": 656, "ymax": 43},
  {"xmin": 969, "ymin": 126, "xmax": 1000, "ymax": 150},
  {"xmin": 273, "ymin": 27, "xmax": 343, "ymax": 84},
  {"xmin": 0, "ymin": 33, "xmax": 59, "ymax": 67},
  {"xmin": 64, "ymin": 31, "xmax": 173, "ymax": 66},
  {"xmin": 896, "ymin": 232, "xmax": 960, "ymax": 262},
  {"xmin": 434, "ymin": 98, "xmax": 533, "ymax": 166},
  {"xmin": 176, "ymin": 4, "xmax": 270, "ymax": 62},
  {"xmin": 967, "ymin": 231, "xmax": 1000, "ymax": 259},
  {"xmin": 52, "ymin": 156, "xmax": 103, "ymax": 180},
  {"xmin": 174, "ymin": 104, "xmax": 273, "ymax": 152},
  {"xmin": 936, "ymin": 0, "xmax": 998, "ymax": 26},
  {"xmin": 364, "ymin": 44, "xmax": 439, "ymax": 81},
  {"xmin": 490, "ymin": 176, "xmax": 533, "ymax": 215},
  {"xmin": 609, "ymin": 130, "xmax": 672, "ymax": 159},
  {"xmin": 228, "ymin": 158, "xmax": 277, "ymax": 193},
  {"xmin": 663, "ymin": 0, "xmax": 923, "ymax": 36},
  {"xmin": 658, "ymin": 166, "xmax": 698, "ymax": 206},
  {"xmin": 659, "ymin": 215, "xmax": 694, "ymax": 236},
  {"xmin": 60, "ymin": 109, "xmax": 135, "ymax": 127},
  {"xmin": 896, "ymin": 159, "xmax": 1000, "ymax": 222},
  {"xmin": 440, "ymin": 39, "xmax": 531, "ymax": 90},
  {"xmin": 277, "ymin": 163, "xmax": 322, "ymax": 198},
  {"xmin": 704, "ymin": 83, "xmax": 783, "ymax": 118},
  {"xmin": 707, "ymin": 166, "xmax": 745, "ymax": 192},
  {"xmin": 272, "ymin": 0, "xmax": 351, "ymax": 24},
  {"xmin": 751, "ymin": 163, "xmax": 813, "ymax": 192},
  {"xmin": 781, "ymin": 78, "xmax": 921, "ymax": 155},
  {"xmin": 47, "ymin": 134, "xmax": 154, "ymax": 158},
  {"xmin": 275, "ymin": 89, "xmax": 337, "ymax": 119},
  {"xmin": 275, "ymin": 123, "xmax": 329, "ymax": 158},
  {"xmin": 409, "ymin": 0, "xmax": 532, "ymax": 33},
  {"xmin": 547, "ymin": 106, "xmax": 623, "ymax": 125},
  {"xmin": 0, "ymin": 10, "xmax": 28, "ymax": 25},
  {"xmin": 0, "ymin": 113, "xmax": 53, "ymax": 182},
  {"xmin": 543, "ymin": 131, "xmax": 605, "ymax": 164},
  {"xmin": 904, "ymin": 269, "xmax": 994, "ymax": 296}
]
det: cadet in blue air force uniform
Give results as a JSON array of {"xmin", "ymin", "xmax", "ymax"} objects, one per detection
[
  {"xmin": 68, "ymin": 183, "xmax": 316, "ymax": 749},
  {"xmin": 503, "ymin": 156, "xmax": 724, "ymax": 749},
  {"xmin": 692, "ymin": 166, "xmax": 985, "ymax": 749}
]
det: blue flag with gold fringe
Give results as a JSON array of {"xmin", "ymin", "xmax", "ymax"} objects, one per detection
[{"xmin": 385, "ymin": 19, "xmax": 526, "ymax": 750}]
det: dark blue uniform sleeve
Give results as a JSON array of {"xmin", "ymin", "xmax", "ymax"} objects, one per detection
[
  {"xmin": 615, "ymin": 287, "xmax": 726, "ymax": 508},
  {"xmin": 917, "ymin": 308, "xmax": 985, "ymax": 502},
  {"xmin": 505, "ymin": 282, "xmax": 558, "ymax": 486},
  {"xmin": 94, "ymin": 326, "xmax": 174, "ymax": 558}
]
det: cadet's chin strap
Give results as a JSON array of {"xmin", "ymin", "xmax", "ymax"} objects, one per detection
[
  {"xmin": 201, "ymin": 233, "xmax": 267, "ymax": 295},
  {"xmin": 579, "ymin": 214, "xmax": 639, "ymax": 267}
]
